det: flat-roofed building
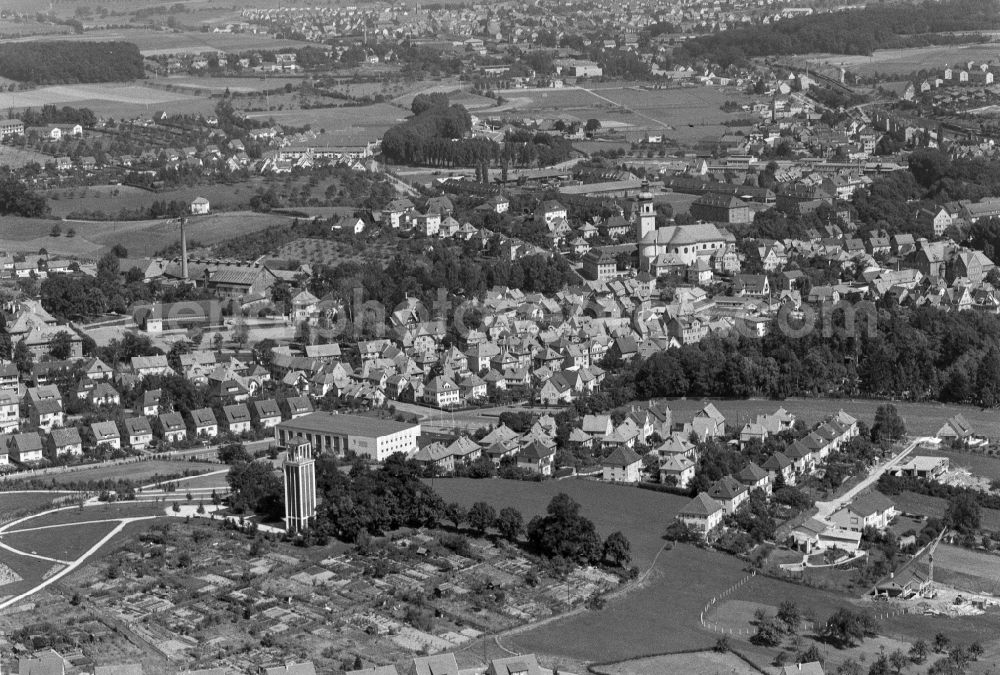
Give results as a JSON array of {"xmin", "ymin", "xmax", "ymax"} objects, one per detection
[{"xmin": 275, "ymin": 412, "xmax": 421, "ymax": 461}]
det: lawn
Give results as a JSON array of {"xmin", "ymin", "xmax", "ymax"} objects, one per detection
[
  {"xmin": 429, "ymin": 477, "xmax": 688, "ymax": 567},
  {"xmin": 44, "ymin": 182, "xmax": 270, "ymax": 218},
  {"xmin": 0, "ymin": 491, "xmax": 76, "ymax": 516},
  {"xmin": 10, "ymin": 501, "xmax": 166, "ymax": 528},
  {"xmin": 37, "ymin": 460, "xmax": 220, "ymax": 487},
  {"xmin": 592, "ymin": 650, "xmax": 759, "ymax": 675},
  {"xmin": 923, "ymin": 544, "xmax": 1000, "ymax": 595},
  {"xmin": 664, "ymin": 397, "xmax": 1000, "ymax": 439},
  {"xmin": 0, "ymin": 520, "xmax": 119, "ymax": 561}
]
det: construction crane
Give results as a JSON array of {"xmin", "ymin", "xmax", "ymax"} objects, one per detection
[{"xmin": 924, "ymin": 527, "xmax": 949, "ymax": 598}]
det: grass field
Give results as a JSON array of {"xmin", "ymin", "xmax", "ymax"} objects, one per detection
[
  {"xmin": 890, "ymin": 491, "xmax": 1000, "ymax": 531},
  {"xmin": 11, "ymin": 502, "xmax": 166, "ymax": 528},
  {"xmin": 243, "ymin": 102, "xmax": 405, "ymax": 146},
  {"xmin": 0, "ymin": 144, "xmax": 55, "ymax": 169},
  {"xmin": 664, "ymin": 397, "xmax": 1000, "ymax": 439},
  {"xmin": 35, "ymin": 460, "xmax": 220, "ymax": 487},
  {"xmin": 3, "ymin": 28, "xmax": 314, "ymax": 56},
  {"xmin": 0, "ymin": 83, "xmax": 193, "ymax": 110},
  {"xmin": 925, "ymin": 544, "xmax": 1000, "ymax": 595},
  {"xmin": 0, "ymin": 211, "xmax": 294, "ymax": 259},
  {"xmin": 806, "ymin": 42, "xmax": 1000, "ymax": 76},
  {"xmin": 0, "ymin": 520, "xmax": 119, "ymax": 561},
  {"xmin": 430, "ymin": 478, "xmax": 687, "ymax": 567},
  {"xmin": 489, "ymin": 84, "xmax": 751, "ymax": 146},
  {"xmin": 44, "ymin": 182, "xmax": 264, "ymax": 218},
  {"xmin": 152, "ymin": 75, "xmax": 303, "ymax": 94},
  {"xmin": 511, "ymin": 544, "xmax": 744, "ymax": 660},
  {"xmin": 592, "ymin": 650, "xmax": 759, "ymax": 675},
  {"xmin": 0, "ymin": 492, "xmax": 74, "ymax": 516}
]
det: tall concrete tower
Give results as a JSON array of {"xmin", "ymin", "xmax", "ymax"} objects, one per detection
[
  {"xmin": 635, "ymin": 181, "xmax": 656, "ymax": 271},
  {"xmin": 283, "ymin": 436, "xmax": 316, "ymax": 534}
]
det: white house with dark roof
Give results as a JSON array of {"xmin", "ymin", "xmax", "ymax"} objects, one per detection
[
  {"xmin": 124, "ymin": 417, "xmax": 153, "ymax": 450},
  {"xmin": 707, "ymin": 475, "xmax": 749, "ymax": 515},
  {"xmin": 158, "ymin": 412, "xmax": 187, "ymax": 443},
  {"xmin": 677, "ymin": 492, "xmax": 725, "ymax": 537},
  {"xmin": 602, "ymin": 446, "xmax": 643, "ymax": 482},
  {"xmin": 90, "ymin": 421, "xmax": 121, "ymax": 449},
  {"xmin": 830, "ymin": 491, "xmax": 896, "ymax": 532},
  {"xmin": 189, "ymin": 408, "xmax": 218, "ymax": 438}
]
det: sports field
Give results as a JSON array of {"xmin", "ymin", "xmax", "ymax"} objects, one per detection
[{"xmin": 35, "ymin": 460, "xmax": 220, "ymax": 487}]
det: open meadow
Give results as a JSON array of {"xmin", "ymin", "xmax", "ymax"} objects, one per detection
[
  {"xmin": 0, "ymin": 83, "xmax": 194, "ymax": 110},
  {"xmin": 489, "ymin": 84, "xmax": 752, "ymax": 145},
  {"xmin": 243, "ymin": 102, "xmax": 406, "ymax": 146},
  {"xmin": 0, "ymin": 211, "xmax": 294, "ymax": 259},
  {"xmin": 592, "ymin": 651, "xmax": 759, "ymax": 675},
  {"xmin": 925, "ymin": 544, "xmax": 1000, "ymax": 595},
  {"xmin": 805, "ymin": 42, "xmax": 1000, "ymax": 76},
  {"xmin": 890, "ymin": 491, "xmax": 1000, "ymax": 531},
  {"xmin": 430, "ymin": 477, "xmax": 687, "ymax": 567}
]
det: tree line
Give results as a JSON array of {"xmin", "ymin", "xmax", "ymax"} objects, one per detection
[
  {"xmin": 675, "ymin": 0, "xmax": 1000, "ymax": 66},
  {"xmin": 0, "ymin": 41, "xmax": 144, "ymax": 84}
]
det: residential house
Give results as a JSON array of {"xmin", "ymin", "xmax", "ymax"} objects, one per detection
[
  {"xmin": 189, "ymin": 408, "xmax": 218, "ymax": 438},
  {"xmin": 602, "ymin": 446, "xmax": 643, "ymax": 483},
  {"xmin": 9, "ymin": 431, "xmax": 44, "ymax": 462},
  {"xmin": 47, "ymin": 427, "xmax": 83, "ymax": 459},
  {"xmin": 252, "ymin": 399, "xmax": 283, "ymax": 429},
  {"xmin": 516, "ymin": 441, "xmax": 555, "ymax": 476},
  {"xmin": 0, "ymin": 391, "xmax": 18, "ymax": 433},
  {"xmin": 829, "ymin": 491, "xmax": 896, "ymax": 532},
  {"xmin": 659, "ymin": 455, "xmax": 696, "ymax": 488},
  {"xmin": 90, "ymin": 421, "xmax": 121, "ymax": 449},
  {"xmin": 677, "ymin": 493, "xmax": 725, "ymax": 537},
  {"xmin": 29, "ymin": 398, "xmax": 64, "ymax": 432},
  {"xmin": 282, "ymin": 396, "xmax": 314, "ymax": 419},
  {"xmin": 124, "ymin": 417, "xmax": 154, "ymax": 450},
  {"xmin": 158, "ymin": 412, "xmax": 187, "ymax": 443},
  {"xmin": 707, "ymin": 475, "xmax": 750, "ymax": 515}
]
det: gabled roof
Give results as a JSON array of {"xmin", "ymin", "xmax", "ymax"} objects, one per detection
[
  {"xmin": 190, "ymin": 408, "xmax": 217, "ymax": 426},
  {"xmin": 708, "ymin": 475, "xmax": 748, "ymax": 501},
  {"xmin": 849, "ymin": 491, "xmax": 894, "ymax": 517},
  {"xmin": 679, "ymin": 492, "xmax": 724, "ymax": 517}
]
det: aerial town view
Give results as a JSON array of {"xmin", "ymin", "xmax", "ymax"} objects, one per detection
[{"xmin": 5, "ymin": 0, "xmax": 1000, "ymax": 673}]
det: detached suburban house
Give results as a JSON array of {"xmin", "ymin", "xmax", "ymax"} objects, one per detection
[
  {"xmin": 91, "ymin": 421, "xmax": 121, "ymax": 450},
  {"xmin": 9, "ymin": 432, "xmax": 44, "ymax": 463},
  {"xmin": 47, "ymin": 427, "xmax": 83, "ymax": 458},
  {"xmin": 602, "ymin": 446, "xmax": 643, "ymax": 483},
  {"xmin": 158, "ymin": 412, "xmax": 187, "ymax": 443},
  {"xmin": 189, "ymin": 408, "xmax": 218, "ymax": 438},
  {"xmin": 830, "ymin": 491, "xmax": 896, "ymax": 532},
  {"xmin": 223, "ymin": 403, "xmax": 252, "ymax": 434},
  {"xmin": 707, "ymin": 476, "xmax": 749, "ymax": 515},
  {"xmin": 252, "ymin": 399, "xmax": 282, "ymax": 429},
  {"xmin": 677, "ymin": 493, "xmax": 725, "ymax": 537},
  {"xmin": 516, "ymin": 441, "xmax": 555, "ymax": 476},
  {"xmin": 124, "ymin": 417, "xmax": 154, "ymax": 450}
]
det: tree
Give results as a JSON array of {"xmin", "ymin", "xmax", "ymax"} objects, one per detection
[
  {"xmin": 13, "ymin": 339, "xmax": 32, "ymax": 374},
  {"xmin": 494, "ymin": 506, "xmax": 524, "ymax": 542},
  {"xmin": 467, "ymin": 501, "xmax": 496, "ymax": 534},
  {"xmin": 777, "ymin": 600, "xmax": 801, "ymax": 633},
  {"xmin": 868, "ymin": 651, "xmax": 890, "ymax": 675},
  {"xmin": 714, "ymin": 636, "xmax": 730, "ymax": 653},
  {"xmin": 752, "ymin": 614, "xmax": 784, "ymax": 647},
  {"xmin": 909, "ymin": 640, "xmax": 928, "ymax": 664},
  {"xmin": 823, "ymin": 608, "xmax": 877, "ymax": 648},
  {"xmin": 172, "ymin": 501, "xmax": 180, "ymax": 513},
  {"xmin": 871, "ymin": 404, "xmax": 905, "ymax": 442},
  {"xmin": 602, "ymin": 531, "xmax": 632, "ymax": 567},
  {"xmin": 227, "ymin": 460, "xmax": 284, "ymax": 521},
  {"xmin": 50, "ymin": 224, "xmax": 61, "ymax": 237},
  {"xmin": 932, "ymin": 633, "xmax": 950, "ymax": 653},
  {"xmin": 219, "ymin": 443, "xmax": 252, "ymax": 464},
  {"xmin": 49, "ymin": 330, "xmax": 74, "ymax": 359},
  {"xmin": 888, "ymin": 649, "xmax": 908, "ymax": 674},
  {"xmin": 945, "ymin": 492, "xmax": 981, "ymax": 534},
  {"xmin": 444, "ymin": 502, "xmax": 467, "ymax": 529},
  {"xmin": 526, "ymin": 493, "xmax": 602, "ymax": 565},
  {"xmin": 584, "ymin": 118, "xmax": 602, "ymax": 134}
]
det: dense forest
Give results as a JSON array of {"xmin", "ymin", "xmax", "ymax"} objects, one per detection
[
  {"xmin": 675, "ymin": 0, "xmax": 1000, "ymax": 66},
  {"xmin": 0, "ymin": 41, "xmax": 144, "ymax": 84}
]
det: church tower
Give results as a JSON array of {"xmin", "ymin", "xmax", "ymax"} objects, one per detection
[
  {"xmin": 283, "ymin": 436, "xmax": 316, "ymax": 534},
  {"xmin": 635, "ymin": 181, "xmax": 656, "ymax": 271}
]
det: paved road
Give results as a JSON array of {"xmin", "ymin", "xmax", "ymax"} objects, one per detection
[{"xmin": 814, "ymin": 436, "xmax": 927, "ymax": 523}]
